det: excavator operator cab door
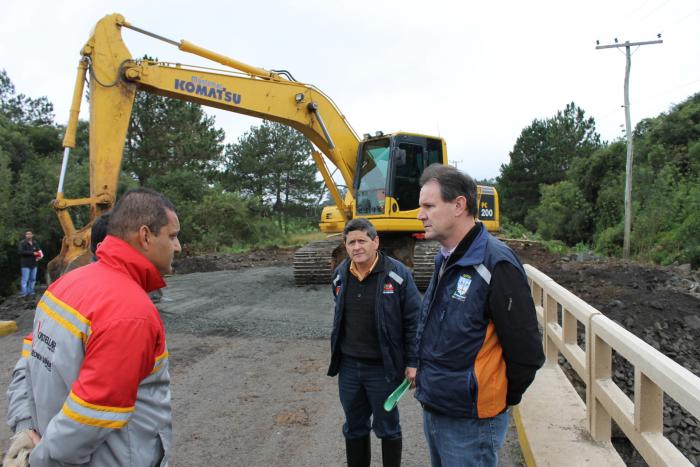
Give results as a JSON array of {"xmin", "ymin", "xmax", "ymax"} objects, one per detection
[
  {"xmin": 389, "ymin": 135, "xmax": 444, "ymax": 216},
  {"xmin": 354, "ymin": 134, "xmax": 444, "ymax": 218},
  {"xmin": 355, "ymin": 137, "xmax": 392, "ymax": 216}
]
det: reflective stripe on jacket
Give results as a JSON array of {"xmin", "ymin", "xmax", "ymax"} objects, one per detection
[
  {"xmin": 415, "ymin": 227, "xmax": 527, "ymax": 419},
  {"xmin": 327, "ymin": 254, "xmax": 421, "ymax": 381},
  {"xmin": 8, "ymin": 235, "xmax": 171, "ymax": 467}
]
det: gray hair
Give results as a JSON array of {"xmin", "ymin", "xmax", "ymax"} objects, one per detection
[
  {"xmin": 343, "ymin": 218, "xmax": 378, "ymax": 241},
  {"xmin": 107, "ymin": 188, "xmax": 176, "ymax": 239},
  {"xmin": 419, "ymin": 163, "xmax": 477, "ymax": 216}
]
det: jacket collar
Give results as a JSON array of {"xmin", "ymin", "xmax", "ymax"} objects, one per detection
[
  {"xmin": 453, "ymin": 223, "xmax": 489, "ymax": 267},
  {"xmin": 349, "ymin": 252, "xmax": 382, "ymax": 281},
  {"xmin": 434, "ymin": 223, "xmax": 489, "ymax": 269},
  {"xmin": 96, "ymin": 235, "xmax": 166, "ymax": 293},
  {"xmin": 342, "ymin": 252, "xmax": 389, "ymax": 279}
]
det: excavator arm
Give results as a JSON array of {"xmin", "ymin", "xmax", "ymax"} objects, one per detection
[
  {"xmin": 50, "ymin": 13, "xmax": 501, "ymax": 287},
  {"xmin": 49, "ymin": 13, "xmax": 360, "ymax": 279}
]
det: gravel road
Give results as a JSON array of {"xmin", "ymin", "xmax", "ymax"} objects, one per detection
[{"xmin": 1, "ymin": 265, "xmax": 523, "ymax": 466}]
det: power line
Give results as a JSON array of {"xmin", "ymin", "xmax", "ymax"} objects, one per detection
[{"xmin": 657, "ymin": 7, "xmax": 700, "ymax": 34}]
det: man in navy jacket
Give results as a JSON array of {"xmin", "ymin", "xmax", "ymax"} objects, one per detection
[
  {"xmin": 415, "ymin": 164, "xmax": 544, "ymax": 467},
  {"xmin": 328, "ymin": 218, "xmax": 421, "ymax": 467}
]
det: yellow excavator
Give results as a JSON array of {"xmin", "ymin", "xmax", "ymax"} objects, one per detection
[{"xmin": 49, "ymin": 13, "xmax": 500, "ymax": 289}]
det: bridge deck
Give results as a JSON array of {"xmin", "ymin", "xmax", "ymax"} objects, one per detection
[{"xmin": 515, "ymin": 362, "xmax": 625, "ymax": 466}]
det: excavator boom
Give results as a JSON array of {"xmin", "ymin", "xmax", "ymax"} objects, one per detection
[
  {"xmin": 49, "ymin": 13, "xmax": 358, "ymax": 279},
  {"xmin": 49, "ymin": 13, "xmax": 501, "ymax": 288}
]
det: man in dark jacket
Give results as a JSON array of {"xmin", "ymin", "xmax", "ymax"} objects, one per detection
[
  {"xmin": 328, "ymin": 218, "xmax": 421, "ymax": 467},
  {"xmin": 18, "ymin": 231, "xmax": 42, "ymax": 297},
  {"xmin": 415, "ymin": 164, "xmax": 544, "ymax": 467}
]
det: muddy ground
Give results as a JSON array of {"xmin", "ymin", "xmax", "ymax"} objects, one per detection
[
  {"xmin": 1, "ymin": 240, "xmax": 698, "ymax": 465},
  {"xmin": 0, "ymin": 260, "xmax": 522, "ymax": 466}
]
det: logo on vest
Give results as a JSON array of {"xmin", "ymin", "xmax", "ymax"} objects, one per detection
[
  {"xmin": 452, "ymin": 274, "xmax": 472, "ymax": 301},
  {"xmin": 383, "ymin": 282, "xmax": 394, "ymax": 294}
]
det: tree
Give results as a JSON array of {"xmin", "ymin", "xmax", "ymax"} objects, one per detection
[
  {"xmin": 0, "ymin": 150, "xmax": 14, "ymax": 294},
  {"xmin": 267, "ymin": 123, "xmax": 322, "ymax": 230},
  {"xmin": 124, "ymin": 84, "xmax": 225, "ymax": 186},
  {"xmin": 567, "ymin": 141, "xmax": 626, "ymax": 236},
  {"xmin": 0, "ymin": 72, "xmax": 63, "ymax": 293},
  {"xmin": 0, "ymin": 71, "xmax": 61, "ymax": 174},
  {"xmin": 521, "ymin": 93, "xmax": 699, "ymax": 264},
  {"xmin": 529, "ymin": 181, "xmax": 592, "ymax": 245},
  {"xmin": 498, "ymin": 103, "xmax": 601, "ymax": 226},
  {"xmin": 223, "ymin": 122, "xmax": 275, "ymax": 203},
  {"xmin": 0, "ymin": 69, "xmax": 55, "ymax": 126},
  {"xmin": 223, "ymin": 121, "xmax": 321, "ymax": 231}
]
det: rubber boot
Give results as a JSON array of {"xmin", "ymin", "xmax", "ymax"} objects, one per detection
[
  {"xmin": 381, "ymin": 436, "xmax": 402, "ymax": 467},
  {"xmin": 345, "ymin": 434, "xmax": 371, "ymax": 467}
]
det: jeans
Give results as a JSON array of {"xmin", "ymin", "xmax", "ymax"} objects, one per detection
[
  {"xmin": 338, "ymin": 356, "xmax": 402, "ymax": 440},
  {"xmin": 20, "ymin": 267, "xmax": 37, "ymax": 296},
  {"xmin": 423, "ymin": 409, "xmax": 508, "ymax": 467}
]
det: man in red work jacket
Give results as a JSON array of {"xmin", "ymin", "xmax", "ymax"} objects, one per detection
[{"xmin": 5, "ymin": 188, "xmax": 181, "ymax": 467}]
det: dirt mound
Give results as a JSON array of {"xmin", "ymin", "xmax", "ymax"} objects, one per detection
[{"xmin": 508, "ymin": 240, "xmax": 700, "ymax": 372}]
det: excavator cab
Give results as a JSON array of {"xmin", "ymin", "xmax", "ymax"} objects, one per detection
[{"xmin": 355, "ymin": 133, "xmax": 443, "ymax": 218}]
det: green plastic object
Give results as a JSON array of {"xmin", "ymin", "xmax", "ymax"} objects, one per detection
[{"xmin": 383, "ymin": 378, "xmax": 411, "ymax": 411}]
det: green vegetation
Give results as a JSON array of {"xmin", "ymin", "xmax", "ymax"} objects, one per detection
[
  {"xmin": 498, "ymin": 93, "xmax": 700, "ymax": 268},
  {"xmin": 499, "ymin": 219, "xmax": 569, "ymax": 256},
  {"xmin": 1, "ymin": 64, "xmax": 697, "ymax": 296},
  {"xmin": 0, "ymin": 69, "xmax": 322, "ymax": 295}
]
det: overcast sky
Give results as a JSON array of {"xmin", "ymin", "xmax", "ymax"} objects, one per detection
[{"xmin": 1, "ymin": 0, "xmax": 698, "ymax": 180}]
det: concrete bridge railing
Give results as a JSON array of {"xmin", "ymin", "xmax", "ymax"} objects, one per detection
[{"xmin": 525, "ymin": 264, "xmax": 700, "ymax": 467}]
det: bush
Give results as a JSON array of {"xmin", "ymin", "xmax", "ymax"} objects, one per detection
[
  {"xmin": 499, "ymin": 218, "xmax": 532, "ymax": 240},
  {"xmin": 181, "ymin": 190, "xmax": 284, "ymax": 253},
  {"xmin": 595, "ymin": 223, "xmax": 623, "ymax": 257},
  {"xmin": 648, "ymin": 206, "xmax": 700, "ymax": 268},
  {"xmin": 530, "ymin": 181, "xmax": 593, "ymax": 245}
]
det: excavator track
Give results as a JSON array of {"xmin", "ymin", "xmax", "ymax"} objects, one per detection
[
  {"xmin": 293, "ymin": 237, "xmax": 344, "ymax": 286},
  {"xmin": 412, "ymin": 240, "xmax": 440, "ymax": 291},
  {"xmin": 293, "ymin": 236, "xmax": 442, "ymax": 290}
]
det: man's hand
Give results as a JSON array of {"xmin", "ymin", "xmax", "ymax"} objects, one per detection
[
  {"xmin": 26, "ymin": 430, "xmax": 40, "ymax": 445},
  {"xmin": 405, "ymin": 367, "xmax": 417, "ymax": 388},
  {"xmin": 2, "ymin": 429, "xmax": 39, "ymax": 467}
]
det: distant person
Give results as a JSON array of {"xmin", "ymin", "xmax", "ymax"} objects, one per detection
[
  {"xmin": 17, "ymin": 230, "xmax": 42, "ymax": 297},
  {"xmin": 327, "ymin": 218, "xmax": 421, "ymax": 467},
  {"xmin": 414, "ymin": 164, "xmax": 545, "ymax": 467},
  {"xmin": 5, "ymin": 188, "xmax": 181, "ymax": 466}
]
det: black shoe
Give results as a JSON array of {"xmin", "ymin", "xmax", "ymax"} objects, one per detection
[
  {"xmin": 381, "ymin": 436, "xmax": 402, "ymax": 467},
  {"xmin": 346, "ymin": 434, "xmax": 371, "ymax": 467}
]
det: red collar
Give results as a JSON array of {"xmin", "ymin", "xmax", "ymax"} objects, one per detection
[{"xmin": 96, "ymin": 235, "xmax": 166, "ymax": 292}]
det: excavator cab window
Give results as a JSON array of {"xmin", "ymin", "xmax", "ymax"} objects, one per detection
[
  {"xmin": 426, "ymin": 138, "xmax": 443, "ymax": 166},
  {"xmin": 356, "ymin": 138, "xmax": 391, "ymax": 215},
  {"xmin": 393, "ymin": 143, "xmax": 424, "ymax": 211}
]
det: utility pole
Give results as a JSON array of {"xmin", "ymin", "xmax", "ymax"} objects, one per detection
[{"xmin": 596, "ymin": 38, "xmax": 662, "ymax": 259}]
